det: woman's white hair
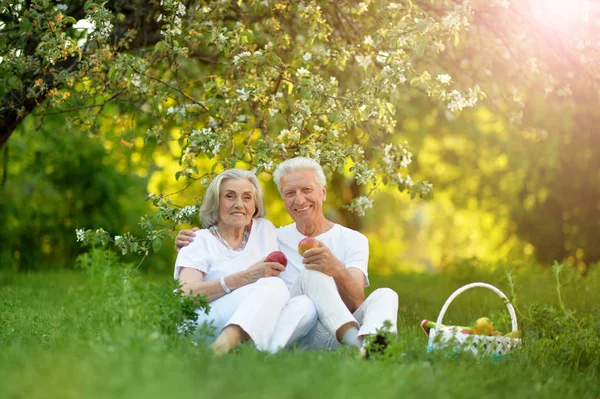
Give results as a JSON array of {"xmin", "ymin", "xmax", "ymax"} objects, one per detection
[
  {"xmin": 272, "ymin": 157, "xmax": 326, "ymax": 193},
  {"xmin": 199, "ymin": 169, "xmax": 266, "ymax": 227}
]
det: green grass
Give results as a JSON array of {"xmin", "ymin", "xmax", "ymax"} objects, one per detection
[{"xmin": 1, "ymin": 256, "xmax": 599, "ymax": 399}]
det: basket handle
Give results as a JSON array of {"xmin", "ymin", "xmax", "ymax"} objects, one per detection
[{"xmin": 427, "ymin": 282, "xmax": 519, "ymax": 348}]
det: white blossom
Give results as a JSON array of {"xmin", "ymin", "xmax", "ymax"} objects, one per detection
[
  {"xmin": 350, "ymin": 196, "xmax": 374, "ymax": 216},
  {"xmin": 177, "ymin": 206, "xmax": 198, "ymax": 221},
  {"xmin": 278, "ymin": 129, "xmax": 290, "ymax": 139},
  {"xmin": 356, "ymin": 2, "xmax": 369, "ymax": 14},
  {"xmin": 402, "ymin": 174, "xmax": 414, "ymax": 187},
  {"xmin": 296, "ymin": 67, "xmax": 310, "ymax": 77},
  {"xmin": 76, "ymin": 229, "xmax": 86, "ymax": 242},
  {"xmin": 236, "ymin": 87, "xmax": 251, "ymax": 101},
  {"xmin": 303, "ymin": 52, "xmax": 312, "ymax": 61},
  {"xmin": 232, "ymin": 51, "xmax": 251, "ymax": 64},
  {"xmin": 363, "ymin": 35, "xmax": 375, "ymax": 47},
  {"xmin": 97, "ymin": 20, "xmax": 113, "ymax": 37},
  {"xmin": 175, "ymin": 2, "xmax": 186, "ymax": 17},
  {"xmin": 355, "ymin": 54, "xmax": 372, "ymax": 69},
  {"xmin": 442, "ymin": 5, "xmax": 470, "ymax": 30},
  {"xmin": 437, "ymin": 74, "xmax": 452, "ymax": 84},
  {"xmin": 166, "ymin": 106, "xmax": 186, "ymax": 116},
  {"xmin": 255, "ymin": 159, "xmax": 274, "ymax": 173},
  {"xmin": 446, "ymin": 86, "xmax": 483, "ymax": 112},
  {"xmin": 376, "ymin": 51, "xmax": 389, "ymax": 64}
]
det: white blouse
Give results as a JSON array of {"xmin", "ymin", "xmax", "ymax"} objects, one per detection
[{"xmin": 174, "ymin": 218, "xmax": 279, "ymax": 281}]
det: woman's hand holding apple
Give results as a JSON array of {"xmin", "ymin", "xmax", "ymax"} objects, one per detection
[{"xmin": 244, "ymin": 259, "xmax": 286, "ymax": 282}]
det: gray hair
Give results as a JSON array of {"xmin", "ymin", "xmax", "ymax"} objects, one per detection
[
  {"xmin": 272, "ymin": 157, "xmax": 326, "ymax": 193},
  {"xmin": 199, "ymin": 169, "xmax": 266, "ymax": 227}
]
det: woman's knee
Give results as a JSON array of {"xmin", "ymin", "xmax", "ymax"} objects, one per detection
[
  {"xmin": 256, "ymin": 277, "xmax": 289, "ymax": 299},
  {"xmin": 293, "ymin": 295, "xmax": 318, "ymax": 324}
]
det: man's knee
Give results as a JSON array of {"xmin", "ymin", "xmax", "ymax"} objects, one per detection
[
  {"xmin": 370, "ymin": 287, "xmax": 399, "ymax": 304},
  {"xmin": 300, "ymin": 268, "xmax": 332, "ymax": 285}
]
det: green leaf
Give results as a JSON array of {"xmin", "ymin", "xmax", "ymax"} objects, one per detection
[
  {"xmin": 20, "ymin": 19, "xmax": 32, "ymax": 33},
  {"xmin": 415, "ymin": 43, "xmax": 426, "ymax": 57},
  {"xmin": 152, "ymin": 238, "xmax": 162, "ymax": 253},
  {"xmin": 154, "ymin": 41, "xmax": 165, "ymax": 53},
  {"xmin": 84, "ymin": 2, "xmax": 100, "ymax": 12},
  {"xmin": 410, "ymin": 77, "xmax": 421, "ymax": 87},
  {"xmin": 386, "ymin": 102, "xmax": 395, "ymax": 115}
]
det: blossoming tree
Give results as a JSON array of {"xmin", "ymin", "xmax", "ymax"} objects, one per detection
[{"xmin": 2, "ymin": 0, "xmax": 491, "ymax": 256}]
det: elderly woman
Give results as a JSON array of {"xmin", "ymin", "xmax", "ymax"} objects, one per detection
[{"xmin": 175, "ymin": 169, "xmax": 316, "ymax": 354}]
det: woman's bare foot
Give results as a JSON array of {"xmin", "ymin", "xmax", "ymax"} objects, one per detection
[{"xmin": 209, "ymin": 325, "xmax": 249, "ymax": 355}]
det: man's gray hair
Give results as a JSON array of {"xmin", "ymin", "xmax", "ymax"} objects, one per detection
[
  {"xmin": 199, "ymin": 169, "xmax": 266, "ymax": 227},
  {"xmin": 272, "ymin": 157, "xmax": 326, "ymax": 193}
]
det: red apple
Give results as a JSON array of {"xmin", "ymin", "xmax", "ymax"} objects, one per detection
[
  {"xmin": 298, "ymin": 237, "xmax": 320, "ymax": 255},
  {"xmin": 265, "ymin": 251, "xmax": 288, "ymax": 267}
]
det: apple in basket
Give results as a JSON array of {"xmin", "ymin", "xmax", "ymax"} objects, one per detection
[
  {"xmin": 298, "ymin": 237, "xmax": 320, "ymax": 255},
  {"xmin": 265, "ymin": 251, "xmax": 288, "ymax": 267},
  {"xmin": 473, "ymin": 317, "xmax": 496, "ymax": 336}
]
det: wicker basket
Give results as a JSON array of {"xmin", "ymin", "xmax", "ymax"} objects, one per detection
[{"xmin": 427, "ymin": 282, "xmax": 522, "ymax": 356}]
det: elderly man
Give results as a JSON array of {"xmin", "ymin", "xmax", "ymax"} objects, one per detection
[{"xmin": 176, "ymin": 157, "xmax": 399, "ymax": 352}]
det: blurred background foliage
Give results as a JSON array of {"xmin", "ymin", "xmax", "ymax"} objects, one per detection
[{"xmin": 1, "ymin": 0, "xmax": 599, "ymax": 274}]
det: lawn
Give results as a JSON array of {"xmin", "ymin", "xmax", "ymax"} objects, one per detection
[{"xmin": 1, "ymin": 253, "xmax": 599, "ymax": 399}]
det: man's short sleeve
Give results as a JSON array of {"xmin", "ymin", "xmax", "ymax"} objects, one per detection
[
  {"xmin": 174, "ymin": 236, "xmax": 210, "ymax": 280},
  {"xmin": 343, "ymin": 231, "xmax": 370, "ymax": 287}
]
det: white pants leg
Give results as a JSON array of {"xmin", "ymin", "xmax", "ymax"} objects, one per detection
[
  {"xmin": 354, "ymin": 288, "xmax": 399, "ymax": 338},
  {"xmin": 291, "ymin": 269, "xmax": 399, "ymax": 350},
  {"xmin": 296, "ymin": 320, "xmax": 340, "ymax": 350},
  {"xmin": 290, "ymin": 269, "xmax": 358, "ymax": 336},
  {"xmin": 267, "ymin": 295, "xmax": 318, "ymax": 353},
  {"xmin": 193, "ymin": 277, "xmax": 290, "ymax": 351}
]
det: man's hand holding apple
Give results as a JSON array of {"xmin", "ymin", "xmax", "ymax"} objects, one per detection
[{"xmin": 300, "ymin": 239, "xmax": 345, "ymax": 278}]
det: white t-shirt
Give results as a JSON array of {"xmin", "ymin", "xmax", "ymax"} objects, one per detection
[
  {"xmin": 277, "ymin": 223, "xmax": 370, "ymax": 288},
  {"xmin": 174, "ymin": 218, "xmax": 279, "ymax": 281}
]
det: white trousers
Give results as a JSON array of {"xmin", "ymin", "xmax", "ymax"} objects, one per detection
[
  {"xmin": 192, "ymin": 277, "xmax": 290, "ymax": 351},
  {"xmin": 267, "ymin": 295, "xmax": 318, "ymax": 353},
  {"xmin": 290, "ymin": 269, "xmax": 399, "ymax": 350}
]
